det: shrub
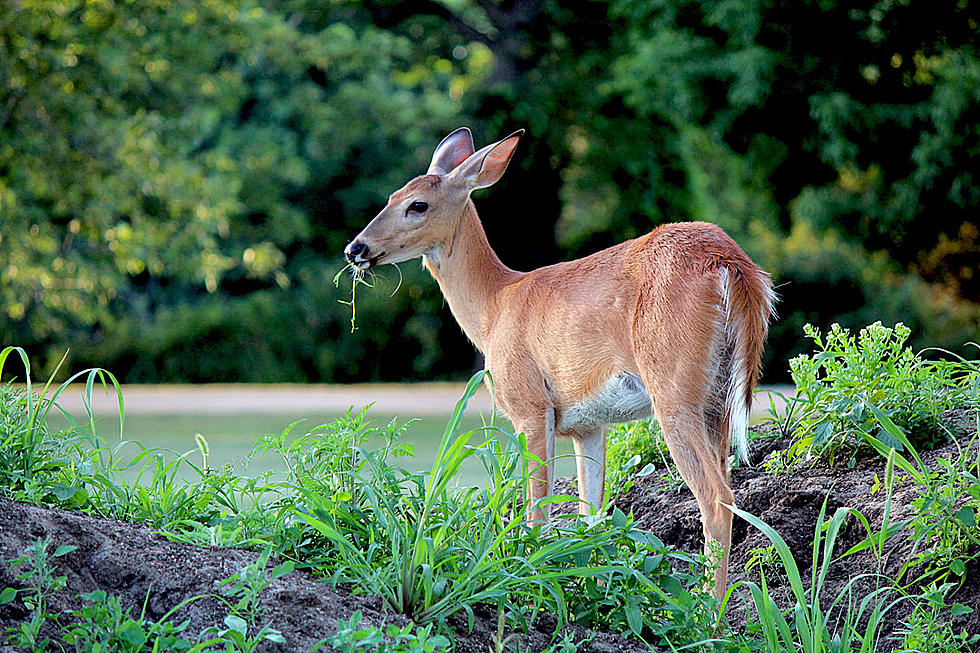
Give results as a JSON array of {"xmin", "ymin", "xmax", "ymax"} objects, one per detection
[{"xmin": 774, "ymin": 322, "xmax": 978, "ymax": 468}]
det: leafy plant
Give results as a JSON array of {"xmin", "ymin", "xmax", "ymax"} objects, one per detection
[
  {"xmin": 559, "ymin": 509, "xmax": 718, "ymax": 646},
  {"xmin": 605, "ymin": 417, "xmax": 679, "ymax": 497},
  {"xmin": 1, "ymin": 536, "xmax": 77, "ymax": 650},
  {"xmin": 775, "ymin": 322, "xmax": 977, "ymax": 468},
  {"xmin": 326, "ymin": 610, "xmax": 450, "ymax": 653},
  {"xmin": 892, "ymin": 583, "xmax": 978, "ymax": 653},
  {"xmin": 216, "ymin": 548, "xmax": 294, "ymax": 628},
  {"xmin": 744, "ymin": 545, "xmax": 780, "ymax": 584},
  {"xmin": 62, "ymin": 590, "xmax": 194, "ymax": 652},
  {"xmin": 857, "ymin": 405, "xmax": 980, "ymax": 585},
  {"xmin": 204, "ymin": 548, "xmax": 294, "ymax": 652}
]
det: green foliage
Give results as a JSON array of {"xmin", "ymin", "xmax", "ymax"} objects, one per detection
[
  {"xmin": 2, "ymin": 536, "xmax": 76, "ymax": 650},
  {"xmin": 3, "ymin": 342, "xmax": 980, "ymax": 651},
  {"xmin": 605, "ymin": 417, "xmax": 678, "ymax": 497},
  {"xmin": 561, "ymin": 509, "xmax": 718, "ymax": 645},
  {"xmin": 328, "ymin": 611, "xmax": 450, "ymax": 653},
  {"xmin": 856, "ymin": 406, "xmax": 980, "ymax": 586},
  {"xmin": 0, "ymin": 350, "xmax": 722, "ymax": 647},
  {"xmin": 3, "ymin": 0, "xmax": 979, "ymax": 383},
  {"xmin": 214, "ymin": 548, "xmax": 293, "ymax": 632},
  {"xmin": 772, "ymin": 322, "xmax": 978, "ymax": 468},
  {"xmin": 62, "ymin": 590, "xmax": 194, "ymax": 653},
  {"xmin": 731, "ymin": 500, "xmax": 901, "ymax": 653},
  {"xmin": 893, "ymin": 584, "xmax": 979, "ymax": 653},
  {"xmin": 291, "ymin": 373, "xmax": 716, "ymax": 645}
]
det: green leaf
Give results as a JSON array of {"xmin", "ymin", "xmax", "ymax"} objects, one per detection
[
  {"xmin": 954, "ymin": 507, "xmax": 977, "ymax": 529},
  {"xmin": 270, "ymin": 561, "xmax": 294, "ymax": 579},
  {"xmin": 50, "ymin": 484, "xmax": 83, "ymax": 501},
  {"xmin": 119, "ymin": 622, "xmax": 147, "ymax": 646},
  {"xmin": 224, "ymin": 614, "xmax": 248, "ymax": 635},
  {"xmin": 52, "ymin": 544, "xmax": 77, "ymax": 557},
  {"xmin": 0, "ymin": 587, "xmax": 17, "ymax": 604},
  {"xmin": 625, "ymin": 597, "xmax": 643, "ymax": 636},
  {"xmin": 263, "ymin": 630, "xmax": 286, "ymax": 644},
  {"xmin": 611, "ymin": 507, "xmax": 627, "ymax": 528},
  {"xmin": 950, "ymin": 603, "xmax": 973, "ymax": 617}
]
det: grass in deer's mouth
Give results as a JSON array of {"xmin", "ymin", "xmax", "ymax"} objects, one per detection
[{"xmin": 333, "ymin": 261, "xmax": 373, "ymax": 332}]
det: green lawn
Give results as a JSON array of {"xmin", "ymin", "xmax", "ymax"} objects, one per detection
[{"xmin": 54, "ymin": 410, "xmax": 576, "ymax": 486}]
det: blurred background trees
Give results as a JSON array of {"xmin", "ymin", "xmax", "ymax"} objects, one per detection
[{"xmin": 1, "ymin": 0, "xmax": 977, "ymax": 383}]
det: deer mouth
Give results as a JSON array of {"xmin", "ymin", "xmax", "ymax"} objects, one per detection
[{"xmin": 353, "ymin": 252, "xmax": 384, "ymax": 271}]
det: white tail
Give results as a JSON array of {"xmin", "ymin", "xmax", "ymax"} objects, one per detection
[{"xmin": 345, "ymin": 128, "xmax": 775, "ymax": 598}]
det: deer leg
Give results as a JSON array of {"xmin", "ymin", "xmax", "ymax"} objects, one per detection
[
  {"xmin": 515, "ymin": 406, "xmax": 556, "ymax": 522},
  {"xmin": 654, "ymin": 406, "xmax": 733, "ymax": 600},
  {"xmin": 572, "ymin": 428, "xmax": 606, "ymax": 515}
]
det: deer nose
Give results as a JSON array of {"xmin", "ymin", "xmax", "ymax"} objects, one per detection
[{"xmin": 345, "ymin": 241, "xmax": 369, "ymax": 262}]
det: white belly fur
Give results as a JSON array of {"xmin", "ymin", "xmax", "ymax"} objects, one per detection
[{"xmin": 558, "ymin": 373, "xmax": 653, "ymax": 432}]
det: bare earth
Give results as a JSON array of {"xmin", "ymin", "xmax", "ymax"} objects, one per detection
[{"xmin": 53, "ymin": 382, "xmax": 795, "ymax": 418}]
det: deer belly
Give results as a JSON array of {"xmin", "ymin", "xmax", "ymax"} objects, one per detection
[{"xmin": 558, "ymin": 373, "xmax": 653, "ymax": 432}]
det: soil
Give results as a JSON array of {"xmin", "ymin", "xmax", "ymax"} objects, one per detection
[
  {"xmin": 1, "ymin": 407, "xmax": 977, "ymax": 652},
  {"xmin": 606, "ymin": 406, "xmax": 980, "ymax": 646}
]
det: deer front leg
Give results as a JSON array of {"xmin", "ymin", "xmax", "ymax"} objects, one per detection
[
  {"xmin": 514, "ymin": 406, "xmax": 556, "ymax": 522},
  {"xmin": 572, "ymin": 428, "xmax": 606, "ymax": 515}
]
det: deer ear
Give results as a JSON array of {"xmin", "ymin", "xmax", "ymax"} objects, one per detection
[
  {"xmin": 451, "ymin": 130, "xmax": 524, "ymax": 190},
  {"xmin": 427, "ymin": 128, "xmax": 476, "ymax": 175}
]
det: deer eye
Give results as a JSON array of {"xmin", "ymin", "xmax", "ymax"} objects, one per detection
[{"xmin": 407, "ymin": 201, "xmax": 428, "ymax": 215}]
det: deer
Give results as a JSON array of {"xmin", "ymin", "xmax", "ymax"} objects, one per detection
[{"xmin": 344, "ymin": 128, "xmax": 775, "ymax": 598}]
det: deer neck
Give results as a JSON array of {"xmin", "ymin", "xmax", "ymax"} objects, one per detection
[{"xmin": 422, "ymin": 200, "xmax": 518, "ymax": 352}]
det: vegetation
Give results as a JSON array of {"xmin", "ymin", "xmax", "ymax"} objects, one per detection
[
  {"xmin": 770, "ymin": 322, "xmax": 979, "ymax": 469},
  {"xmin": 1, "ymin": 327, "xmax": 979, "ymax": 651},
  {"xmin": 2, "ymin": 0, "xmax": 978, "ymax": 383},
  {"xmin": 605, "ymin": 417, "xmax": 680, "ymax": 497}
]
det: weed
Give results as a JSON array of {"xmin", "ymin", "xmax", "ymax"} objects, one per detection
[
  {"xmin": 215, "ymin": 548, "xmax": 293, "ymax": 628},
  {"xmin": 326, "ymin": 610, "xmax": 450, "ymax": 653},
  {"xmin": 743, "ymin": 545, "xmax": 780, "ymax": 584},
  {"xmin": 559, "ymin": 508, "xmax": 718, "ymax": 645},
  {"xmin": 729, "ymin": 499, "xmax": 902, "ymax": 653},
  {"xmin": 605, "ymin": 417, "xmax": 679, "ymax": 497},
  {"xmin": 858, "ymin": 407, "xmax": 980, "ymax": 585},
  {"xmin": 776, "ymin": 322, "xmax": 978, "ymax": 468},
  {"xmin": 62, "ymin": 590, "xmax": 194, "ymax": 652},
  {"xmin": 892, "ymin": 583, "xmax": 978, "ymax": 653},
  {"xmin": 204, "ymin": 548, "xmax": 293, "ymax": 652},
  {"xmin": 540, "ymin": 630, "xmax": 585, "ymax": 653},
  {"xmin": 1, "ymin": 536, "xmax": 76, "ymax": 649}
]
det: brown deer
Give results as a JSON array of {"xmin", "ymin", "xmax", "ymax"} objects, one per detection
[{"xmin": 344, "ymin": 128, "xmax": 775, "ymax": 598}]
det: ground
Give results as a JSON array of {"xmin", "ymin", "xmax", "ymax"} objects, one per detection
[{"xmin": 1, "ymin": 408, "xmax": 977, "ymax": 652}]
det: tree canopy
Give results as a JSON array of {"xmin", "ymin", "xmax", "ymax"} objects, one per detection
[{"xmin": 1, "ymin": 0, "xmax": 977, "ymax": 382}]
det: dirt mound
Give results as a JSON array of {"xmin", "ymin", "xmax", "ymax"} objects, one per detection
[
  {"xmin": 611, "ymin": 407, "xmax": 980, "ymax": 643},
  {"xmin": 1, "ymin": 409, "xmax": 977, "ymax": 651},
  {"xmin": 0, "ymin": 499, "xmax": 644, "ymax": 653}
]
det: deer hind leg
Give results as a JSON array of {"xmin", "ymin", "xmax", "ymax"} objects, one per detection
[
  {"xmin": 632, "ymin": 280, "xmax": 734, "ymax": 599},
  {"xmin": 653, "ymin": 404, "xmax": 733, "ymax": 600},
  {"xmin": 572, "ymin": 428, "xmax": 606, "ymax": 515}
]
